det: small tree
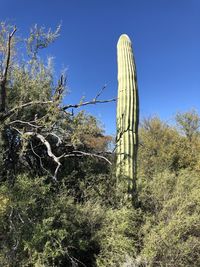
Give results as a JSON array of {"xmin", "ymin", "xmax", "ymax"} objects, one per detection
[
  {"xmin": 0, "ymin": 23, "xmax": 115, "ymax": 266},
  {"xmin": 0, "ymin": 23, "xmax": 114, "ymax": 183},
  {"xmin": 176, "ymin": 109, "xmax": 200, "ymax": 141}
]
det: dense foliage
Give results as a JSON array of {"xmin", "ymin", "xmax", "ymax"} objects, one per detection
[{"xmin": 0, "ymin": 23, "xmax": 200, "ymax": 266}]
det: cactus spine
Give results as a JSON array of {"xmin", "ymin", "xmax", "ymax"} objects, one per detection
[{"xmin": 116, "ymin": 34, "xmax": 139, "ymax": 194}]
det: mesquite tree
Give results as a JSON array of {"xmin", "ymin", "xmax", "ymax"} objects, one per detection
[{"xmin": 0, "ymin": 23, "xmax": 115, "ymax": 183}]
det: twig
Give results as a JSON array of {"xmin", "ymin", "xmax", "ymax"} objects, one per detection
[{"xmin": 93, "ymin": 84, "xmax": 107, "ymax": 101}]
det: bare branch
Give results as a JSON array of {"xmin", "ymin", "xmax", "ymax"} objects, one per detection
[
  {"xmin": 26, "ymin": 132, "xmax": 62, "ymax": 180},
  {"xmin": 0, "ymin": 83, "xmax": 115, "ymax": 122},
  {"xmin": 93, "ymin": 84, "xmax": 107, "ymax": 101},
  {"xmin": 3, "ymin": 26, "xmax": 17, "ymax": 79},
  {"xmin": 8, "ymin": 119, "xmax": 43, "ymax": 128},
  {"xmin": 0, "ymin": 97, "xmax": 116, "ymax": 121},
  {"xmin": 0, "ymin": 26, "xmax": 17, "ymax": 112},
  {"xmin": 30, "ymin": 141, "xmax": 53, "ymax": 177},
  {"xmin": 13, "ymin": 130, "xmax": 62, "ymax": 180},
  {"xmin": 0, "ymin": 100, "xmax": 53, "ymax": 121},
  {"xmin": 65, "ymin": 150, "xmax": 112, "ymax": 165},
  {"xmin": 53, "ymin": 74, "xmax": 66, "ymax": 102},
  {"xmin": 62, "ymin": 98, "xmax": 116, "ymax": 111},
  {"xmin": 48, "ymin": 132, "xmax": 62, "ymax": 146},
  {"xmin": 62, "ymin": 84, "xmax": 116, "ymax": 110},
  {"xmin": 9, "ymin": 100, "xmax": 53, "ymax": 113}
]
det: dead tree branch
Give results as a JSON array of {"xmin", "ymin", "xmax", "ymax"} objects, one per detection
[
  {"xmin": 65, "ymin": 150, "xmax": 112, "ymax": 165},
  {"xmin": 25, "ymin": 132, "xmax": 62, "ymax": 180},
  {"xmin": 0, "ymin": 26, "xmax": 17, "ymax": 112},
  {"xmin": 62, "ymin": 98, "xmax": 116, "ymax": 110}
]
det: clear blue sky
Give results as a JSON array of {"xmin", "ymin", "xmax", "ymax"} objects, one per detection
[{"xmin": 1, "ymin": 0, "xmax": 200, "ymax": 134}]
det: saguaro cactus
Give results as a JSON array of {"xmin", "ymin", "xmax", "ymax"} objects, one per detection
[{"xmin": 116, "ymin": 34, "xmax": 139, "ymax": 194}]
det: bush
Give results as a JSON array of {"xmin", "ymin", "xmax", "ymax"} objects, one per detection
[{"xmin": 140, "ymin": 170, "xmax": 200, "ymax": 267}]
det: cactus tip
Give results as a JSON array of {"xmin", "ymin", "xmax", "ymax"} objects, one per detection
[{"xmin": 118, "ymin": 34, "xmax": 131, "ymax": 43}]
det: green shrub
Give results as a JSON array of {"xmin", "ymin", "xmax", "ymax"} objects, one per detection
[{"xmin": 141, "ymin": 170, "xmax": 200, "ymax": 267}]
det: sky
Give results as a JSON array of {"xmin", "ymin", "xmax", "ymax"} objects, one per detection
[{"xmin": 1, "ymin": 0, "xmax": 200, "ymax": 135}]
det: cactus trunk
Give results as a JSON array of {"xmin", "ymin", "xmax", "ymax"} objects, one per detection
[{"xmin": 116, "ymin": 34, "xmax": 139, "ymax": 195}]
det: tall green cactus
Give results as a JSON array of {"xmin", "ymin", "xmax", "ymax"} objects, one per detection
[{"xmin": 116, "ymin": 34, "xmax": 139, "ymax": 195}]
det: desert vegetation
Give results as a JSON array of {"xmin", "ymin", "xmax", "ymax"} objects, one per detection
[{"xmin": 0, "ymin": 23, "xmax": 200, "ymax": 267}]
